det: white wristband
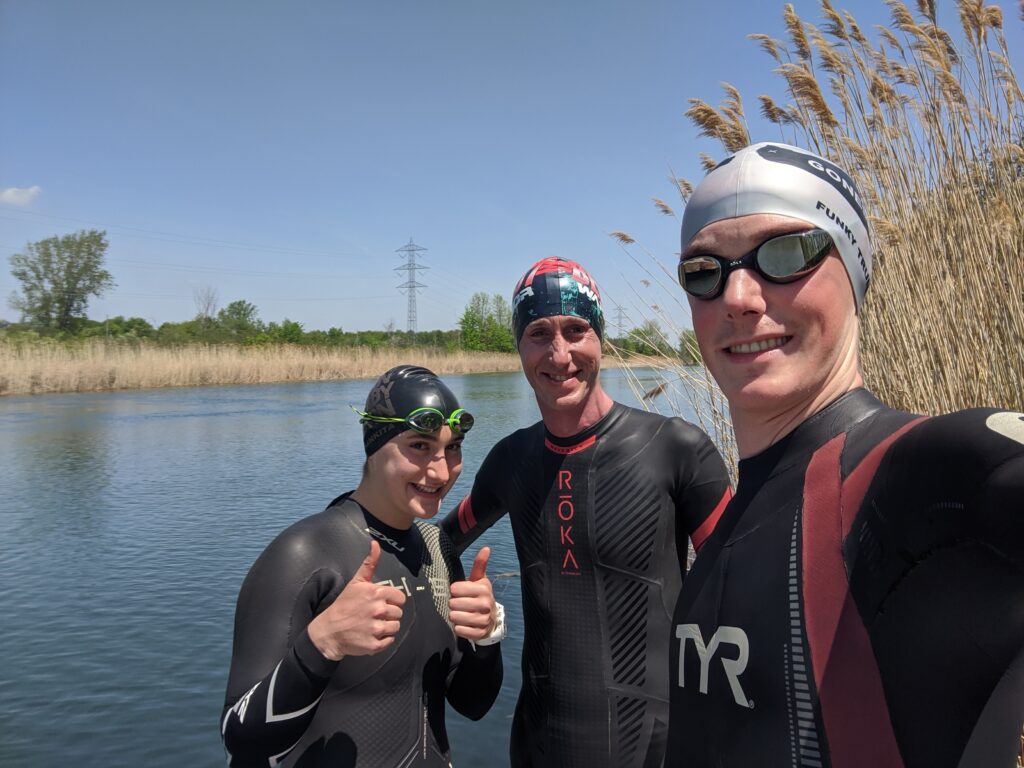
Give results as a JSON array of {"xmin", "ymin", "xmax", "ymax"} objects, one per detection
[{"xmin": 474, "ymin": 602, "xmax": 506, "ymax": 647}]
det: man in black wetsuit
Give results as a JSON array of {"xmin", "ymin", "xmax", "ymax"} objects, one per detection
[
  {"xmin": 440, "ymin": 257, "xmax": 733, "ymax": 767},
  {"xmin": 222, "ymin": 366, "xmax": 504, "ymax": 767},
  {"xmin": 669, "ymin": 142, "xmax": 1024, "ymax": 767}
]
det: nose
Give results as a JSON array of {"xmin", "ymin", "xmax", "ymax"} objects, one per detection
[
  {"xmin": 425, "ymin": 449, "xmax": 450, "ymax": 483},
  {"xmin": 720, "ymin": 267, "xmax": 767, "ymax": 318},
  {"xmin": 549, "ymin": 332, "xmax": 571, "ymax": 365}
]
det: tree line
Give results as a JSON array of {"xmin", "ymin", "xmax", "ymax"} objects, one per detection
[{"xmin": 4, "ymin": 229, "xmax": 700, "ymax": 363}]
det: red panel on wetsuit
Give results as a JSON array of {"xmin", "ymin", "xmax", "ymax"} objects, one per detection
[
  {"xmin": 690, "ymin": 487, "xmax": 733, "ymax": 552},
  {"xmin": 802, "ymin": 432, "xmax": 904, "ymax": 767},
  {"xmin": 457, "ymin": 495, "xmax": 477, "ymax": 535}
]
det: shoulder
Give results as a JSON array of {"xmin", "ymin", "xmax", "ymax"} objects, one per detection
[
  {"xmin": 497, "ymin": 421, "xmax": 545, "ymax": 450},
  {"xmin": 478, "ymin": 422, "xmax": 545, "ymax": 466},
  {"xmin": 891, "ymin": 407, "xmax": 1024, "ymax": 467},
  {"xmin": 854, "ymin": 407, "xmax": 1024, "ymax": 505},
  {"xmin": 254, "ymin": 497, "xmax": 368, "ymax": 573},
  {"xmin": 613, "ymin": 403, "xmax": 716, "ymax": 451}
]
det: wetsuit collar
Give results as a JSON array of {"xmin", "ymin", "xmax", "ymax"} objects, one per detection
[
  {"xmin": 543, "ymin": 401, "xmax": 623, "ymax": 452},
  {"xmin": 737, "ymin": 388, "xmax": 884, "ymax": 482}
]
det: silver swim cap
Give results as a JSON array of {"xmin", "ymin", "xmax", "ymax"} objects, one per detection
[{"xmin": 680, "ymin": 142, "xmax": 872, "ymax": 308}]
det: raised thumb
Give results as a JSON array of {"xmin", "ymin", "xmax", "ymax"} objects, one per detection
[
  {"xmin": 469, "ymin": 546, "xmax": 490, "ymax": 581},
  {"xmin": 352, "ymin": 539, "xmax": 381, "ymax": 583}
]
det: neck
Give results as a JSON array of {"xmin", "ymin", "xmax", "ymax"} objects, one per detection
[
  {"xmin": 731, "ymin": 374, "xmax": 863, "ymax": 458},
  {"xmin": 539, "ymin": 386, "xmax": 614, "ymax": 437},
  {"xmin": 732, "ymin": 335, "xmax": 864, "ymax": 458},
  {"xmin": 350, "ymin": 479, "xmax": 413, "ymax": 530}
]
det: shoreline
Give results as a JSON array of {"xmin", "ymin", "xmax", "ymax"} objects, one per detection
[{"xmin": 0, "ymin": 340, "xmax": 668, "ymax": 397}]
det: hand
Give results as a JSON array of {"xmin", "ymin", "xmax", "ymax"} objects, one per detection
[
  {"xmin": 307, "ymin": 540, "xmax": 407, "ymax": 661},
  {"xmin": 448, "ymin": 546, "xmax": 497, "ymax": 641}
]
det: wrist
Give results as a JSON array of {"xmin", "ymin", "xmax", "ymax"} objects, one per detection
[{"xmin": 474, "ymin": 602, "xmax": 506, "ymax": 647}]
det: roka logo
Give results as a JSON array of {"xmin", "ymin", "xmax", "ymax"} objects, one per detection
[{"xmin": 676, "ymin": 624, "xmax": 753, "ymax": 708}]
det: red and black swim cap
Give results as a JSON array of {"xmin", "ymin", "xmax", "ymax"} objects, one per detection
[{"xmin": 510, "ymin": 257, "xmax": 604, "ymax": 345}]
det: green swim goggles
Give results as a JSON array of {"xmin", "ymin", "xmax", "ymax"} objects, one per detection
[{"xmin": 354, "ymin": 406, "xmax": 475, "ymax": 435}]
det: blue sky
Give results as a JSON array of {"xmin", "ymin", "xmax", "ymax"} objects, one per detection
[{"xmin": 2, "ymin": 1, "xmax": 1021, "ymax": 335}]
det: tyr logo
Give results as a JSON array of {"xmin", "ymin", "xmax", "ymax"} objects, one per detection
[{"xmin": 676, "ymin": 624, "xmax": 753, "ymax": 708}]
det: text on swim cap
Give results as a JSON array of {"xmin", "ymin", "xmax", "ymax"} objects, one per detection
[
  {"xmin": 816, "ymin": 200, "xmax": 870, "ymax": 285},
  {"xmin": 756, "ymin": 145, "xmax": 868, "ymax": 231},
  {"xmin": 512, "ymin": 285, "xmax": 534, "ymax": 310}
]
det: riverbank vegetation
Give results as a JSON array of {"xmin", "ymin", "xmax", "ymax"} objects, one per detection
[
  {"xmin": 0, "ymin": 340, "xmax": 523, "ymax": 395},
  {"xmin": 3, "ymin": 263, "xmax": 700, "ymax": 394}
]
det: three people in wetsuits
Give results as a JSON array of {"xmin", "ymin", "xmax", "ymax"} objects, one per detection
[
  {"xmin": 669, "ymin": 142, "xmax": 1024, "ymax": 766},
  {"xmin": 440, "ymin": 257, "xmax": 733, "ymax": 767},
  {"xmin": 222, "ymin": 145, "xmax": 1022, "ymax": 768},
  {"xmin": 222, "ymin": 366, "xmax": 503, "ymax": 767}
]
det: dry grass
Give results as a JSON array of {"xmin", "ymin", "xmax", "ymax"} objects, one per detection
[
  {"xmin": 677, "ymin": 0, "xmax": 1024, "ymax": 417},
  {"xmin": 0, "ymin": 339, "xmax": 657, "ymax": 396},
  {"xmin": 0, "ymin": 341, "xmax": 524, "ymax": 396}
]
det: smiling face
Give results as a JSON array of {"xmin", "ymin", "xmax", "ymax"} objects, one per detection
[
  {"xmin": 517, "ymin": 314, "xmax": 611, "ymax": 434},
  {"xmin": 359, "ymin": 427, "xmax": 464, "ymax": 529},
  {"xmin": 683, "ymin": 213, "xmax": 862, "ymax": 430}
]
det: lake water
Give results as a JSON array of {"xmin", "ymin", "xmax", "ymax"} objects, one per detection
[{"xmin": 0, "ymin": 367, "xmax": 698, "ymax": 767}]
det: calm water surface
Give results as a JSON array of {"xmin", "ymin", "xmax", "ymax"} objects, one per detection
[{"xmin": 0, "ymin": 368, "xmax": 695, "ymax": 767}]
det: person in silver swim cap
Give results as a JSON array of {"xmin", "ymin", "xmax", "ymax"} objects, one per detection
[
  {"xmin": 680, "ymin": 142, "xmax": 873, "ymax": 309},
  {"xmin": 666, "ymin": 142, "xmax": 1024, "ymax": 768}
]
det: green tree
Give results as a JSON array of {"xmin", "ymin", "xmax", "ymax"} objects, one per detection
[
  {"xmin": 9, "ymin": 229, "xmax": 115, "ymax": 331},
  {"xmin": 217, "ymin": 300, "xmax": 263, "ymax": 337},
  {"xmin": 632, "ymin": 319, "xmax": 673, "ymax": 356},
  {"xmin": 267, "ymin": 318, "xmax": 304, "ymax": 344},
  {"xmin": 458, "ymin": 292, "xmax": 514, "ymax": 352}
]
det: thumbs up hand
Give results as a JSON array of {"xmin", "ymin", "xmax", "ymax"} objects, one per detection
[
  {"xmin": 448, "ymin": 546, "xmax": 498, "ymax": 641},
  {"xmin": 308, "ymin": 540, "xmax": 407, "ymax": 661}
]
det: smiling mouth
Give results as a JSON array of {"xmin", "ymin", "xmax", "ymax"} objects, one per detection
[
  {"xmin": 544, "ymin": 372, "xmax": 578, "ymax": 383},
  {"xmin": 727, "ymin": 336, "xmax": 792, "ymax": 354},
  {"xmin": 412, "ymin": 483, "xmax": 443, "ymax": 495}
]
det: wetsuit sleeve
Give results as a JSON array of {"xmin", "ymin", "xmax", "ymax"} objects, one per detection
[
  {"xmin": 440, "ymin": 439, "xmax": 512, "ymax": 555},
  {"xmin": 872, "ymin": 409, "xmax": 1024, "ymax": 568},
  {"xmin": 666, "ymin": 419, "xmax": 734, "ymax": 555},
  {"xmin": 221, "ymin": 527, "xmax": 347, "ymax": 767},
  {"xmin": 439, "ymin": 529, "xmax": 504, "ymax": 721}
]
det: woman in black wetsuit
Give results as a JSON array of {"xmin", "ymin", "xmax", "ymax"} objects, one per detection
[{"xmin": 221, "ymin": 365, "xmax": 504, "ymax": 768}]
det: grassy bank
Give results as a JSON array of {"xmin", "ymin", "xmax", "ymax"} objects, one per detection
[{"xmin": 0, "ymin": 340, "xmax": 525, "ymax": 396}]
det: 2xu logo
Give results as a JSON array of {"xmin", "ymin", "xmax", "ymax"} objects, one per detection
[{"xmin": 676, "ymin": 624, "xmax": 753, "ymax": 709}]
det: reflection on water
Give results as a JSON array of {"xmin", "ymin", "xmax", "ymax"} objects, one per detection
[{"xmin": 0, "ymin": 368, "xmax": 695, "ymax": 767}]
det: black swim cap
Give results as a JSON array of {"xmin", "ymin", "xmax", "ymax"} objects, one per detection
[
  {"xmin": 360, "ymin": 365, "xmax": 462, "ymax": 456},
  {"xmin": 510, "ymin": 257, "xmax": 604, "ymax": 345}
]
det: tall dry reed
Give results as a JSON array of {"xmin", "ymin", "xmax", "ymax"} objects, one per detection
[{"xmin": 0, "ymin": 340, "xmax": 523, "ymax": 396}]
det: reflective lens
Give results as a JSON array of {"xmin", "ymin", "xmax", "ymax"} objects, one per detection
[
  {"xmin": 679, "ymin": 257, "xmax": 724, "ymax": 298},
  {"xmin": 406, "ymin": 408, "xmax": 445, "ymax": 433},
  {"xmin": 678, "ymin": 228, "xmax": 834, "ymax": 299},
  {"xmin": 757, "ymin": 229, "xmax": 832, "ymax": 281}
]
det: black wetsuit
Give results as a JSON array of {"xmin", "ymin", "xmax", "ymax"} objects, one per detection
[
  {"xmin": 668, "ymin": 389, "xmax": 1024, "ymax": 767},
  {"xmin": 440, "ymin": 402, "xmax": 732, "ymax": 767},
  {"xmin": 222, "ymin": 495, "xmax": 502, "ymax": 768}
]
